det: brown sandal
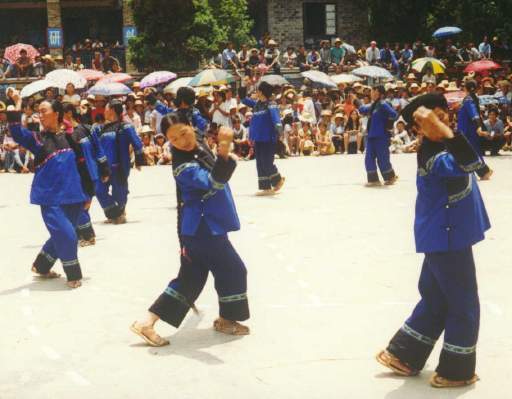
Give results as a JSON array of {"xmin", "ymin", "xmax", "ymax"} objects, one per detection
[
  {"xmin": 31, "ymin": 266, "xmax": 61, "ymax": 279},
  {"xmin": 376, "ymin": 350, "xmax": 419, "ymax": 376},
  {"xmin": 130, "ymin": 322, "xmax": 169, "ymax": 347},
  {"xmin": 213, "ymin": 318, "xmax": 250, "ymax": 336},
  {"xmin": 430, "ymin": 373, "xmax": 479, "ymax": 388}
]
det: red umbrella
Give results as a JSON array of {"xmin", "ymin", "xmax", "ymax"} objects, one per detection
[
  {"xmin": 444, "ymin": 90, "xmax": 466, "ymax": 109},
  {"xmin": 464, "ymin": 60, "xmax": 502, "ymax": 74},
  {"xmin": 77, "ymin": 69, "xmax": 105, "ymax": 81},
  {"xmin": 3, "ymin": 43, "xmax": 39, "ymax": 63},
  {"xmin": 97, "ymin": 73, "xmax": 133, "ymax": 84}
]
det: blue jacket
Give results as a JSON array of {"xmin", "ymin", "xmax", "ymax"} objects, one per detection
[
  {"xmin": 94, "ymin": 122, "xmax": 144, "ymax": 180},
  {"xmin": 9, "ymin": 123, "xmax": 86, "ymax": 206},
  {"xmin": 415, "ymin": 134, "xmax": 490, "ymax": 253},
  {"xmin": 359, "ymin": 100, "xmax": 398, "ymax": 138},
  {"xmin": 155, "ymin": 101, "xmax": 208, "ymax": 135},
  {"xmin": 71, "ymin": 124, "xmax": 109, "ymax": 183},
  {"xmin": 242, "ymin": 98, "xmax": 282, "ymax": 142},
  {"xmin": 173, "ymin": 146, "xmax": 240, "ymax": 236},
  {"xmin": 457, "ymin": 95, "xmax": 481, "ymax": 155}
]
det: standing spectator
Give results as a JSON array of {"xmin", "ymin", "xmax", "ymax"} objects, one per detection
[
  {"xmin": 1, "ymin": 127, "xmax": 17, "ymax": 172},
  {"xmin": 74, "ymin": 56, "xmax": 85, "ymax": 71},
  {"xmin": 421, "ymin": 67, "xmax": 436, "ymax": 85},
  {"xmin": 331, "ymin": 38, "xmax": 346, "ymax": 73},
  {"xmin": 344, "ymin": 110, "xmax": 363, "ymax": 154},
  {"xmin": 101, "ymin": 48, "xmax": 119, "ymax": 73},
  {"xmin": 479, "ymin": 36, "xmax": 492, "ymax": 59},
  {"xmin": 264, "ymin": 39, "xmax": 281, "ymax": 74},
  {"xmin": 222, "ymin": 42, "xmax": 238, "ymax": 71},
  {"xmin": 282, "ymin": 47, "xmax": 297, "ymax": 68},
  {"xmin": 64, "ymin": 54, "xmax": 75, "ymax": 70},
  {"xmin": 232, "ymin": 116, "xmax": 251, "ymax": 158},
  {"xmin": 297, "ymin": 46, "xmax": 310, "ymax": 71},
  {"xmin": 399, "ymin": 43, "xmax": 413, "ymax": 73},
  {"xmin": 302, "ymin": 89, "xmax": 317, "ymax": 125},
  {"xmin": 331, "ymin": 112, "xmax": 345, "ymax": 153},
  {"xmin": 92, "ymin": 51, "xmax": 102, "ymax": 71},
  {"xmin": 238, "ymin": 44, "xmax": 250, "ymax": 74},
  {"xmin": 319, "ymin": 40, "xmax": 332, "ymax": 73},
  {"xmin": 124, "ymin": 96, "xmax": 143, "ymax": 133},
  {"xmin": 33, "ymin": 55, "xmax": 44, "ymax": 77},
  {"xmin": 41, "ymin": 55, "xmax": 55, "ymax": 74},
  {"xmin": 366, "ymin": 41, "xmax": 380, "ymax": 65}
]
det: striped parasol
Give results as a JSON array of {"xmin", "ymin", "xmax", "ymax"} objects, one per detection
[{"xmin": 411, "ymin": 58, "xmax": 446, "ymax": 75}]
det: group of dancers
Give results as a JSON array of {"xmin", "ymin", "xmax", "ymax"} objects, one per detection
[{"xmin": 6, "ymin": 79, "xmax": 492, "ymax": 388}]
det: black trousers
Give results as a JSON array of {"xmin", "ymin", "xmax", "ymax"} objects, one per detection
[{"xmin": 255, "ymin": 141, "xmax": 282, "ymax": 190}]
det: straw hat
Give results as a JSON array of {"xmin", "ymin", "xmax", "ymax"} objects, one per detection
[
  {"xmin": 406, "ymin": 73, "xmax": 417, "ymax": 81},
  {"xmin": 140, "ymin": 125, "xmax": 154, "ymax": 135},
  {"xmin": 299, "ymin": 112, "xmax": 316, "ymax": 124},
  {"xmin": 334, "ymin": 112, "xmax": 344, "ymax": 120},
  {"xmin": 268, "ymin": 39, "xmax": 277, "ymax": 46},
  {"xmin": 445, "ymin": 81, "xmax": 459, "ymax": 92},
  {"xmin": 135, "ymin": 99, "xmax": 143, "ymax": 106},
  {"xmin": 0, "ymin": 101, "xmax": 6, "ymax": 112},
  {"xmin": 410, "ymin": 83, "xmax": 420, "ymax": 90},
  {"xmin": 334, "ymin": 38, "xmax": 342, "ymax": 44},
  {"xmin": 321, "ymin": 109, "xmax": 332, "ymax": 117}
]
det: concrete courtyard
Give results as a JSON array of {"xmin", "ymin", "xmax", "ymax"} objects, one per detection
[{"xmin": 1, "ymin": 153, "xmax": 511, "ymax": 399}]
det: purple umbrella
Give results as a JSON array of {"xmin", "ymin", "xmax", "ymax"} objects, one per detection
[{"xmin": 140, "ymin": 71, "xmax": 177, "ymax": 88}]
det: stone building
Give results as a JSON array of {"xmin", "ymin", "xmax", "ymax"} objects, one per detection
[{"xmin": 249, "ymin": 0, "xmax": 370, "ymax": 49}]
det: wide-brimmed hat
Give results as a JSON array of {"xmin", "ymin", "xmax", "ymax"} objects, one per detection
[
  {"xmin": 445, "ymin": 81, "xmax": 459, "ymax": 92},
  {"xmin": 299, "ymin": 112, "xmax": 315, "ymax": 124},
  {"xmin": 135, "ymin": 99, "xmax": 143, "ymax": 106},
  {"xmin": 409, "ymin": 83, "xmax": 420, "ymax": 89},
  {"xmin": 321, "ymin": 109, "xmax": 332, "ymax": 117},
  {"xmin": 498, "ymin": 80, "xmax": 511, "ymax": 88},
  {"xmin": 140, "ymin": 125, "xmax": 154, "ymax": 135},
  {"xmin": 406, "ymin": 73, "xmax": 417, "ymax": 81},
  {"xmin": 268, "ymin": 39, "xmax": 277, "ymax": 46},
  {"xmin": 334, "ymin": 112, "xmax": 344, "ymax": 120},
  {"xmin": 334, "ymin": 38, "xmax": 343, "ymax": 44},
  {"xmin": 0, "ymin": 101, "xmax": 6, "ymax": 112}
]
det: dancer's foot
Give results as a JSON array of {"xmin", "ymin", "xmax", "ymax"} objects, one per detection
[
  {"xmin": 376, "ymin": 350, "xmax": 419, "ymax": 376},
  {"xmin": 480, "ymin": 169, "xmax": 493, "ymax": 181},
  {"xmin": 255, "ymin": 189, "xmax": 276, "ymax": 196},
  {"xmin": 384, "ymin": 175, "xmax": 399, "ymax": 185},
  {"xmin": 365, "ymin": 181, "xmax": 382, "ymax": 187},
  {"xmin": 113, "ymin": 214, "xmax": 127, "ymax": 224},
  {"xmin": 130, "ymin": 322, "xmax": 169, "ymax": 347},
  {"xmin": 66, "ymin": 280, "xmax": 82, "ymax": 289},
  {"xmin": 79, "ymin": 237, "xmax": 96, "ymax": 247},
  {"xmin": 273, "ymin": 177, "xmax": 286, "ymax": 192},
  {"xmin": 213, "ymin": 317, "xmax": 250, "ymax": 335},
  {"xmin": 430, "ymin": 373, "xmax": 479, "ymax": 388},
  {"xmin": 31, "ymin": 266, "xmax": 61, "ymax": 279}
]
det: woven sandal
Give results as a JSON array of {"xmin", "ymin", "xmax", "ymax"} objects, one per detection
[
  {"xmin": 130, "ymin": 322, "xmax": 169, "ymax": 347},
  {"xmin": 213, "ymin": 318, "xmax": 250, "ymax": 336},
  {"xmin": 430, "ymin": 373, "xmax": 479, "ymax": 388},
  {"xmin": 376, "ymin": 350, "xmax": 419, "ymax": 377}
]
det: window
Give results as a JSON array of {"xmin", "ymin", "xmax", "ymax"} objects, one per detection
[{"xmin": 303, "ymin": 2, "xmax": 337, "ymax": 41}]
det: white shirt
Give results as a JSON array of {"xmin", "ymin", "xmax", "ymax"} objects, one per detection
[
  {"xmin": 62, "ymin": 94, "xmax": 81, "ymax": 106},
  {"xmin": 302, "ymin": 98, "xmax": 317, "ymax": 124}
]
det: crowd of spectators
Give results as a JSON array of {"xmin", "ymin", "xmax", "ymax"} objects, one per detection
[
  {"xmin": 1, "ymin": 39, "xmax": 124, "ymax": 78},
  {"xmin": 1, "ymin": 34, "xmax": 512, "ymax": 174}
]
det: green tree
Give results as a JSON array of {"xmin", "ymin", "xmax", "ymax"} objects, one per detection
[{"xmin": 128, "ymin": 0, "xmax": 255, "ymax": 71}]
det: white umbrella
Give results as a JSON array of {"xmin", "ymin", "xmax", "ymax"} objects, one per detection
[
  {"xmin": 20, "ymin": 79, "xmax": 54, "ymax": 98},
  {"xmin": 300, "ymin": 70, "xmax": 337, "ymax": 89},
  {"xmin": 331, "ymin": 74, "xmax": 363, "ymax": 85},
  {"xmin": 163, "ymin": 77, "xmax": 192, "ymax": 95},
  {"xmin": 45, "ymin": 69, "xmax": 87, "ymax": 89},
  {"xmin": 352, "ymin": 66, "xmax": 393, "ymax": 80},
  {"xmin": 342, "ymin": 43, "xmax": 356, "ymax": 54}
]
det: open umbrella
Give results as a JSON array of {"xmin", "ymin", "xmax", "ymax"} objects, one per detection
[
  {"xmin": 163, "ymin": 77, "xmax": 193, "ymax": 95},
  {"xmin": 331, "ymin": 73, "xmax": 363, "ymax": 85},
  {"xmin": 3, "ymin": 43, "xmax": 39, "ymax": 63},
  {"xmin": 260, "ymin": 74, "xmax": 289, "ymax": 86},
  {"xmin": 411, "ymin": 58, "xmax": 446, "ymax": 74},
  {"xmin": 464, "ymin": 60, "xmax": 502, "ymax": 74},
  {"xmin": 140, "ymin": 71, "xmax": 177, "ymax": 89},
  {"xmin": 300, "ymin": 70, "xmax": 337, "ymax": 89},
  {"xmin": 342, "ymin": 43, "xmax": 356, "ymax": 55},
  {"xmin": 189, "ymin": 68, "xmax": 234, "ymax": 87},
  {"xmin": 46, "ymin": 69, "xmax": 87, "ymax": 89},
  {"xmin": 433, "ymin": 27, "xmax": 462, "ymax": 39},
  {"xmin": 352, "ymin": 66, "xmax": 393, "ymax": 80},
  {"xmin": 97, "ymin": 72, "xmax": 133, "ymax": 84},
  {"xmin": 20, "ymin": 79, "xmax": 54, "ymax": 98},
  {"xmin": 88, "ymin": 82, "xmax": 132, "ymax": 96},
  {"xmin": 78, "ymin": 69, "xmax": 105, "ymax": 82}
]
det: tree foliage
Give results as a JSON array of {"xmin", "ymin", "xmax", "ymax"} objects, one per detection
[
  {"xmin": 366, "ymin": 0, "xmax": 512, "ymax": 44},
  {"xmin": 128, "ymin": 0, "xmax": 254, "ymax": 71}
]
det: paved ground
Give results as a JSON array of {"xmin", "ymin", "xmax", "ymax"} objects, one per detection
[{"xmin": 1, "ymin": 153, "xmax": 512, "ymax": 399}]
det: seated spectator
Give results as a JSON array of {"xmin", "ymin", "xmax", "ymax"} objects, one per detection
[
  {"xmin": 331, "ymin": 38, "xmax": 346, "ymax": 74},
  {"xmin": 297, "ymin": 46, "xmax": 310, "ymax": 72},
  {"xmin": 2, "ymin": 128, "xmax": 18, "ymax": 172},
  {"xmin": 421, "ymin": 67, "xmax": 436, "ymax": 85},
  {"xmin": 366, "ymin": 41, "xmax": 380, "ymax": 65},
  {"xmin": 64, "ymin": 54, "xmax": 75, "ymax": 70},
  {"xmin": 222, "ymin": 42, "xmax": 238, "ymax": 71},
  {"xmin": 124, "ymin": 95, "xmax": 143, "ymax": 133},
  {"xmin": 319, "ymin": 40, "xmax": 332, "ymax": 73},
  {"xmin": 6, "ymin": 49, "xmax": 33, "ymax": 78},
  {"xmin": 316, "ymin": 122, "xmax": 335, "ymax": 155},
  {"xmin": 13, "ymin": 145, "xmax": 33, "ymax": 173},
  {"xmin": 238, "ymin": 44, "xmax": 250, "ymax": 74},
  {"xmin": 299, "ymin": 112, "xmax": 316, "ymax": 155},
  {"xmin": 155, "ymin": 133, "xmax": 172, "ymax": 165},
  {"xmin": 344, "ymin": 110, "xmax": 363, "ymax": 154},
  {"xmin": 390, "ymin": 120, "xmax": 411, "ymax": 153},
  {"xmin": 332, "ymin": 112, "xmax": 345, "ymax": 153},
  {"xmin": 74, "ymin": 56, "xmax": 85, "ymax": 71},
  {"xmin": 41, "ymin": 54, "xmax": 56, "ymax": 74},
  {"xmin": 92, "ymin": 51, "xmax": 102, "ymax": 71},
  {"xmin": 282, "ymin": 46, "xmax": 297, "ymax": 68},
  {"xmin": 264, "ymin": 39, "xmax": 281, "ymax": 74},
  {"xmin": 232, "ymin": 116, "xmax": 251, "ymax": 158},
  {"xmin": 101, "ymin": 48, "xmax": 120, "ymax": 73},
  {"xmin": 33, "ymin": 55, "xmax": 44, "ymax": 77},
  {"xmin": 140, "ymin": 126, "xmax": 158, "ymax": 166},
  {"xmin": 307, "ymin": 47, "xmax": 321, "ymax": 69},
  {"xmin": 482, "ymin": 108, "xmax": 505, "ymax": 155}
]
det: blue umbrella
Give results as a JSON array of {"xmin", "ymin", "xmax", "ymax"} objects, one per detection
[
  {"xmin": 433, "ymin": 27, "xmax": 462, "ymax": 39},
  {"xmin": 87, "ymin": 82, "xmax": 132, "ymax": 96}
]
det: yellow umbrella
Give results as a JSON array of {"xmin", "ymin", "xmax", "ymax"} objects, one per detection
[{"xmin": 411, "ymin": 57, "xmax": 446, "ymax": 74}]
